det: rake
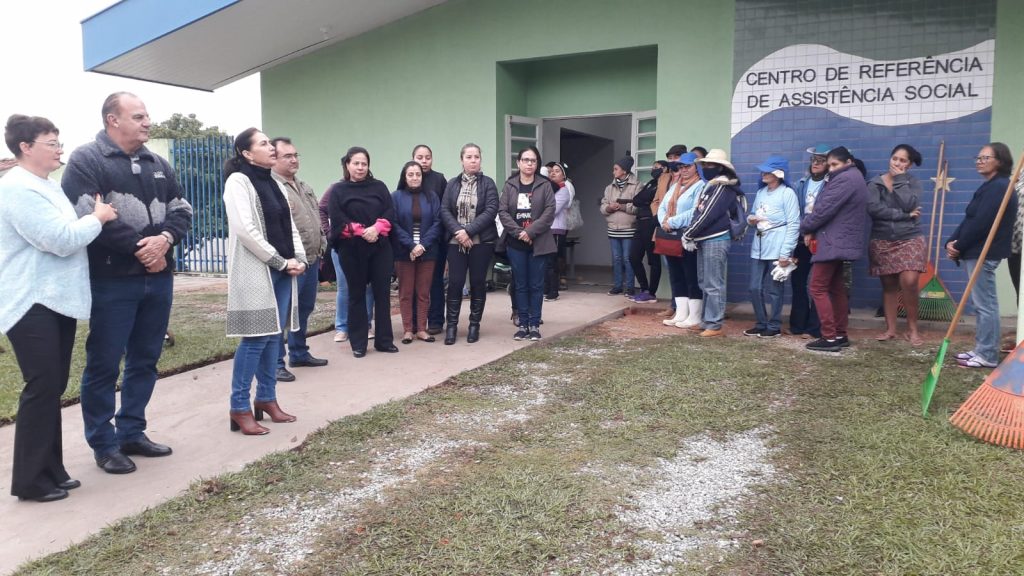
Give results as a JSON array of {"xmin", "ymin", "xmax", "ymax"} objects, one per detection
[
  {"xmin": 899, "ymin": 145, "xmax": 957, "ymax": 321},
  {"xmin": 921, "ymin": 152, "xmax": 1024, "ymax": 417},
  {"xmin": 949, "ymin": 348, "xmax": 1024, "ymax": 448}
]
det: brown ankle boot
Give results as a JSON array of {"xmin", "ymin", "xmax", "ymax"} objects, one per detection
[
  {"xmin": 229, "ymin": 411, "xmax": 269, "ymax": 435},
  {"xmin": 253, "ymin": 400, "xmax": 297, "ymax": 423}
]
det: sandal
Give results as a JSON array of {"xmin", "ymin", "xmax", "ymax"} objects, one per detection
[
  {"xmin": 905, "ymin": 333, "xmax": 924, "ymax": 347},
  {"xmin": 875, "ymin": 332, "xmax": 897, "ymax": 342},
  {"xmin": 957, "ymin": 357, "xmax": 997, "ymax": 369}
]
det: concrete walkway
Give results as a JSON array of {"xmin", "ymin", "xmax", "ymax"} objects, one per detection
[{"xmin": 0, "ymin": 291, "xmax": 629, "ymax": 574}]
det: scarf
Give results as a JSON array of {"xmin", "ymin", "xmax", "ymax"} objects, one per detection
[{"xmin": 613, "ymin": 177, "xmax": 628, "ymax": 190}]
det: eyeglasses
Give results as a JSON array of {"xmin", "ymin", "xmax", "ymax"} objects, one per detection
[
  {"xmin": 519, "ymin": 158, "xmax": 537, "ymax": 164},
  {"xmin": 32, "ymin": 140, "xmax": 63, "ymax": 150},
  {"xmin": 975, "ymin": 155, "xmax": 995, "ymax": 163},
  {"xmin": 810, "ymin": 157, "xmax": 827, "ymax": 164}
]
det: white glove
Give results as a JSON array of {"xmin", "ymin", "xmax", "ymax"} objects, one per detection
[
  {"xmin": 771, "ymin": 261, "xmax": 797, "ymax": 282},
  {"xmin": 682, "ymin": 239, "xmax": 698, "ymax": 252}
]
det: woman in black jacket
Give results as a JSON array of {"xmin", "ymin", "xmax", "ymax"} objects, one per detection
[
  {"xmin": 327, "ymin": 146, "xmax": 398, "ymax": 358},
  {"xmin": 628, "ymin": 160, "xmax": 669, "ymax": 303},
  {"xmin": 440, "ymin": 143, "xmax": 499, "ymax": 345}
]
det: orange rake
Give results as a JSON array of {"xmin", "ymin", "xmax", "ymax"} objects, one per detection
[{"xmin": 950, "ymin": 345, "xmax": 1024, "ymax": 449}]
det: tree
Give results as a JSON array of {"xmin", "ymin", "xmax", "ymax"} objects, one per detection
[{"xmin": 149, "ymin": 113, "xmax": 228, "ymax": 139}]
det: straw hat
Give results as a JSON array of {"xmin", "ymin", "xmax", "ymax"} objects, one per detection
[{"xmin": 695, "ymin": 148, "xmax": 736, "ymax": 174}]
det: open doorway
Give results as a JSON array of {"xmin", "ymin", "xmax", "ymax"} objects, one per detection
[{"xmin": 542, "ymin": 114, "xmax": 632, "ymax": 287}]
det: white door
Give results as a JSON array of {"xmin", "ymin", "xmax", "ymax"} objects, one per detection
[
  {"xmin": 631, "ymin": 110, "xmax": 657, "ymax": 181},
  {"xmin": 505, "ymin": 115, "xmax": 543, "ymax": 179}
]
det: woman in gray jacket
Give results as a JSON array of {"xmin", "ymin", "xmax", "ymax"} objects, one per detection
[
  {"xmin": 866, "ymin": 144, "xmax": 925, "ymax": 345},
  {"xmin": 499, "ymin": 146, "xmax": 556, "ymax": 341}
]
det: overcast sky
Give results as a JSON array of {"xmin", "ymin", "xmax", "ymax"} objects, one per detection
[{"xmin": 0, "ymin": 0, "xmax": 261, "ymax": 157}]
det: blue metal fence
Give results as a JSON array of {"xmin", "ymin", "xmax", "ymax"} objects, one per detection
[{"xmin": 171, "ymin": 136, "xmax": 233, "ymax": 274}]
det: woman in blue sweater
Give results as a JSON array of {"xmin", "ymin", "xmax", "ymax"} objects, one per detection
[
  {"xmin": 0, "ymin": 115, "xmax": 117, "ymax": 502},
  {"xmin": 391, "ymin": 161, "xmax": 442, "ymax": 344},
  {"xmin": 946, "ymin": 143, "xmax": 1018, "ymax": 368}
]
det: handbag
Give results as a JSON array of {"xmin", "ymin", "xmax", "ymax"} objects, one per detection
[{"xmin": 653, "ymin": 227, "xmax": 684, "ymax": 257}]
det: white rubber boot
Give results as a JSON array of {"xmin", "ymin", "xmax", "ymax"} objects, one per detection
[
  {"xmin": 677, "ymin": 298, "xmax": 703, "ymax": 328},
  {"xmin": 663, "ymin": 297, "xmax": 689, "ymax": 326}
]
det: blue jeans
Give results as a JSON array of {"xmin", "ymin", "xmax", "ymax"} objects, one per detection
[
  {"xmin": 695, "ymin": 237, "xmax": 730, "ymax": 330},
  {"xmin": 608, "ymin": 236, "xmax": 634, "ymax": 291},
  {"xmin": 279, "ymin": 257, "xmax": 319, "ymax": 367},
  {"xmin": 231, "ymin": 269, "xmax": 291, "ymax": 413},
  {"xmin": 507, "ymin": 247, "xmax": 548, "ymax": 328},
  {"xmin": 750, "ymin": 259, "xmax": 784, "ymax": 331},
  {"xmin": 80, "ymin": 273, "xmax": 173, "ymax": 458},
  {"xmin": 965, "ymin": 259, "xmax": 1001, "ymax": 365},
  {"xmin": 331, "ymin": 248, "xmax": 373, "ymax": 333}
]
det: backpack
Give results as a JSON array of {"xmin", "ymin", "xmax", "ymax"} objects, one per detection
[{"xmin": 728, "ymin": 189, "xmax": 749, "ymax": 241}]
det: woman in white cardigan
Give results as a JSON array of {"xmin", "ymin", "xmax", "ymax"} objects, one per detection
[
  {"xmin": 223, "ymin": 128, "xmax": 306, "ymax": 435},
  {"xmin": 0, "ymin": 115, "xmax": 117, "ymax": 502}
]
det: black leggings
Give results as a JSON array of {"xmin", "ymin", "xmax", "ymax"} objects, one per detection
[
  {"xmin": 339, "ymin": 238, "xmax": 395, "ymax": 351},
  {"xmin": 446, "ymin": 243, "xmax": 495, "ymax": 320},
  {"xmin": 664, "ymin": 253, "xmax": 701, "ymax": 299},
  {"xmin": 629, "ymin": 218, "xmax": 662, "ymax": 294}
]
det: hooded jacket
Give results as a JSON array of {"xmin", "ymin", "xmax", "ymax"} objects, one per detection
[
  {"xmin": 600, "ymin": 173, "xmax": 641, "ymax": 232},
  {"xmin": 800, "ymin": 164, "xmax": 868, "ymax": 262},
  {"xmin": 682, "ymin": 175, "xmax": 741, "ymax": 243}
]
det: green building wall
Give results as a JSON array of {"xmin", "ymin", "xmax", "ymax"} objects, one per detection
[
  {"xmin": 261, "ymin": 0, "xmax": 1024, "ymax": 313},
  {"xmin": 261, "ymin": 0, "xmax": 733, "ymax": 193}
]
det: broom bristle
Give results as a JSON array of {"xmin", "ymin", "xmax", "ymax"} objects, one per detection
[{"xmin": 950, "ymin": 384, "xmax": 1024, "ymax": 449}]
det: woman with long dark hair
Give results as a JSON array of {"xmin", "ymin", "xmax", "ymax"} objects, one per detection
[
  {"xmin": 867, "ymin": 144, "xmax": 926, "ymax": 345},
  {"xmin": 327, "ymin": 146, "xmax": 398, "ymax": 357},
  {"xmin": 947, "ymin": 142, "xmax": 1018, "ymax": 368},
  {"xmin": 223, "ymin": 127, "xmax": 305, "ymax": 435},
  {"xmin": 499, "ymin": 146, "xmax": 556, "ymax": 340},
  {"xmin": 440, "ymin": 143, "xmax": 499, "ymax": 345},
  {"xmin": 0, "ymin": 114, "xmax": 117, "ymax": 501},
  {"xmin": 391, "ymin": 161, "xmax": 442, "ymax": 344}
]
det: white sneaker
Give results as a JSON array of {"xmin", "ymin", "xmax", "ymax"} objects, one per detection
[{"xmin": 333, "ymin": 331, "xmax": 348, "ymax": 342}]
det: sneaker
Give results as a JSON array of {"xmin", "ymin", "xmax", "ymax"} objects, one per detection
[
  {"xmin": 759, "ymin": 329, "xmax": 782, "ymax": 339},
  {"xmin": 529, "ymin": 328, "xmax": 542, "ymax": 341},
  {"xmin": 699, "ymin": 328, "xmax": 724, "ymax": 338},
  {"xmin": 806, "ymin": 337, "xmax": 842, "ymax": 352},
  {"xmin": 835, "ymin": 335, "xmax": 851, "ymax": 348},
  {"xmin": 514, "ymin": 329, "xmax": 528, "ymax": 341},
  {"xmin": 607, "ymin": 287, "xmax": 623, "ymax": 295},
  {"xmin": 368, "ymin": 329, "xmax": 375, "ymax": 340},
  {"xmin": 958, "ymin": 357, "xmax": 998, "ymax": 369},
  {"xmin": 333, "ymin": 331, "xmax": 348, "ymax": 343},
  {"xmin": 544, "ymin": 294, "xmax": 560, "ymax": 302},
  {"xmin": 743, "ymin": 327, "xmax": 763, "ymax": 337},
  {"xmin": 632, "ymin": 292, "xmax": 656, "ymax": 303},
  {"xmin": 954, "ymin": 350, "xmax": 977, "ymax": 361},
  {"xmin": 625, "ymin": 288, "xmax": 636, "ymax": 297}
]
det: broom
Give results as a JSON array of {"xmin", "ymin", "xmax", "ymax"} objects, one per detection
[
  {"xmin": 898, "ymin": 143, "xmax": 957, "ymax": 320},
  {"xmin": 921, "ymin": 153, "xmax": 1024, "ymax": 417},
  {"xmin": 911, "ymin": 160, "xmax": 958, "ymax": 321}
]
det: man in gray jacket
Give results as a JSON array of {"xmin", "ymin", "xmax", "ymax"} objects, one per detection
[
  {"xmin": 63, "ymin": 92, "xmax": 192, "ymax": 475},
  {"xmin": 272, "ymin": 137, "xmax": 328, "ymax": 381}
]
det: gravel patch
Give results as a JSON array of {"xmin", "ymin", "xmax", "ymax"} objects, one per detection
[{"xmin": 607, "ymin": 426, "xmax": 777, "ymax": 575}]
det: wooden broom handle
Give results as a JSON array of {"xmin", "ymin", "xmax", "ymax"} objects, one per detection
[
  {"xmin": 943, "ymin": 152, "xmax": 1024, "ymax": 340},
  {"xmin": 928, "ymin": 141, "xmax": 945, "ymax": 263}
]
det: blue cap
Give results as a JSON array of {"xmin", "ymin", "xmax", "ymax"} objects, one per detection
[
  {"xmin": 756, "ymin": 155, "xmax": 790, "ymax": 178},
  {"xmin": 677, "ymin": 152, "xmax": 699, "ymax": 165},
  {"xmin": 806, "ymin": 144, "xmax": 832, "ymax": 156}
]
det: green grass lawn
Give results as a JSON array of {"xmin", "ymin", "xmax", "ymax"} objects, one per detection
[
  {"xmin": 0, "ymin": 289, "xmax": 337, "ymax": 424},
  {"xmin": 14, "ymin": 323, "xmax": 1023, "ymax": 576}
]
